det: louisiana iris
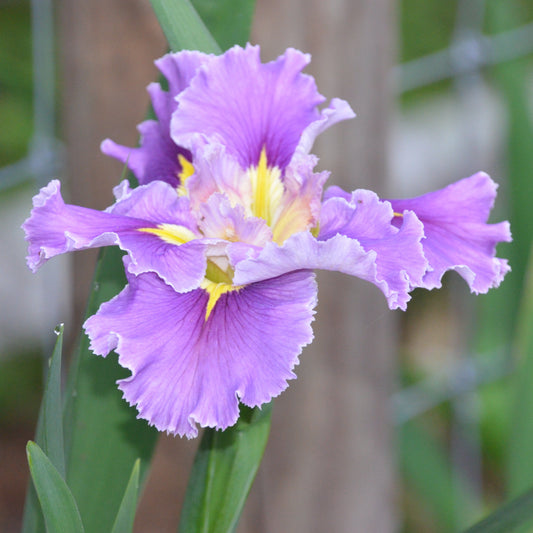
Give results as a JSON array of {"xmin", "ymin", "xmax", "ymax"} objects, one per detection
[{"xmin": 23, "ymin": 45, "xmax": 511, "ymax": 438}]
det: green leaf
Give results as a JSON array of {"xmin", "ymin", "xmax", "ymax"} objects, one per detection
[
  {"xmin": 507, "ymin": 248, "xmax": 533, "ymax": 502},
  {"xmin": 179, "ymin": 404, "xmax": 272, "ymax": 533},
  {"xmin": 463, "ymin": 486, "xmax": 533, "ymax": 533},
  {"xmin": 37, "ymin": 324, "xmax": 66, "ymax": 476},
  {"xmin": 191, "ymin": 0, "xmax": 256, "ymax": 50},
  {"xmin": 22, "ymin": 325, "xmax": 66, "ymax": 533},
  {"xmin": 63, "ymin": 246, "xmax": 158, "ymax": 533},
  {"xmin": 399, "ymin": 420, "xmax": 472, "ymax": 532},
  {"xmin": 110, "ymin": 459, "xmax": 140, "ymax": 533},
  {"xmin": 26, "ymin": 441, "xmax": 84, "ymax": 533},
  {"xmin": 149, "ymin": 0, "xmax": 221, "ymax": 53},
  {"xmin": 491, "ymin": 1, "xmax": 533, "ymax": 513},
  {"xmin": 477, "ymin": 0, "xmax": 533, "ymax": 352}
]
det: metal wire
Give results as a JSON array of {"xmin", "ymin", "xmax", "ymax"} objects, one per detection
[{"xmin": 395, "ymin": 21, "xmax": 533, "ymax": 93}]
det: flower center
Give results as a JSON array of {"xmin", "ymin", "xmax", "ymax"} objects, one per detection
[
  {"xmin": 249, "ymin": 147, "xmax": 284, "ymax": 228},
  {"xmin": 247, "ymin": 147, "xmax": 316, "ymax": 245}
]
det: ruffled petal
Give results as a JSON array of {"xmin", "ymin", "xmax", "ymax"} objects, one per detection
[
  {"xmin": 152, "ymin": 51, "xmax": 213, "ymax": 124},
  {"xmin": 172, "ymin": 44, "xmax": 325, "ymax": 170},
  {"xmin": 272, "ymin": 152, "xmax": 329, "ymax": 242},
  {"xmin": 101, "ymin": 51, "xmax": 212, "ymax": 186},
  {"xmin": 185, "ymin": 142, "xmax": 252, "ymax": 211},
  {"xmin": 22, "ymin": 180, "xmax": 208, "ymax": 292},
  {"xmin": 198, "ymin": 193, "xmax": 272, "ymax": 247},
  {"xmin": 293, "ymin": 98, "xmax": 355, "ymax": 157},
  {"xmin": 319, "ymin": 189, "xmax": 427, "ymax": 304},
  {"xmin": 232, "ymin": 189, "xmax": 427, "ymax": 310},
  {"xmin": 84, "ymin": 266, "xmax": 317, "ymax": 438},
  {"xmin": 388, "ymin": 172, "xmax": 512, "ymax": 292}
]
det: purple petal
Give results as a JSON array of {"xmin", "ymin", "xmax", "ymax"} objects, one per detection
[
  {"xmin": 389, "ymin": 172, "xmax": 511, "ymax": 292},
  {"xmin": 101, "ymin": 51, "xmax": 212, "ymax": 186},
  {"xmin": 294, "ymin": 98, "xmax": 355, "ymax": 157},
  {"xmin": 319, "ymin": 189, "xmax": 428, "ymax": 306},
  {"xmin": 101, "ymin": 123, "xmax": 188, "ymax": 188},
  {"xmin": 22, "ymin": 180, "xmax": 208, "ymax": 292},
  {"xmin": 232, "ymin": 189, "xmax": 427, "ymax": 310},
  {"xmin": 172, "ymin": 44, "xmax": 325, "ymax": 170},
  {"xmin": 84, "ymin": 267, "xmax": 317, "ymax": 438},
  {"xmin": 185, "ymin": 142, "xmax": 252, "ymax": 211},
  {"xmin": 153, "ymin": 51, "xmax": 214, "ymax": 124}
]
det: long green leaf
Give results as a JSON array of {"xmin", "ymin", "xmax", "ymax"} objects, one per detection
[
  {"xmin": 26, "ymin": 441, "xmax": 84, "ymax": 533},
  {"xmin": 22, "ymin": 325, "xmax": 66, "ymax": 532},
  {"xmin": 463, "ymin": 486, "xmax": 533, "ymax": 533},
  {"xmin": 150, "ymin": 0, "xmax": 221, "ymax": 53},
  {"xmin": 179, "ymin": 404, "xmax": 272, "ymax": 533},
  {"xmin": 506, "ymin": 246, "xmax": 533, "ymax": 533},
  {"xmin": 110, "ymin": 459, "xmax": 141, "ymax": 533},
  {"xmin": 63, "ymin": 246, "xmax": 158, "ymax": 533},
  {"xmin": 38, "ymin": 324, "xmax": 66, "ymax": 476},
  {"xmin": 191, "ymin": 0, "xmax": 256, "ymax": 50}
]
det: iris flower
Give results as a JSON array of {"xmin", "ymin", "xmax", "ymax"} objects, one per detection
[{"xmin": 23, "ymin": 45, "xmax": 511, "ymax": 438}]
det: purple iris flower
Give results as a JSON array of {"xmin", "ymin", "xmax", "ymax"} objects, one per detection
[{"xmin": 23, "ymin": 44, "xmax": 511, "ymax": 438}]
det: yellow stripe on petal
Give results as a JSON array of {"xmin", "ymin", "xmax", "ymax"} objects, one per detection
[
  {"xmin": 272, "ymin": 197, "xmax": 314, "ymax": 244},
  {"xmin": 177, "ymin": 154, "xmax": 195, "ymax": 196},
  {"xmin": 138, "ymin": 223, "xmax": 196, "ymax": 245},
  {"xmin": 250, "ymin": 147, "xmax": 283, "ymax": 226},
  {"xmin": 201, "ymin": 279, "xmax": 240, "ymax": 321}
]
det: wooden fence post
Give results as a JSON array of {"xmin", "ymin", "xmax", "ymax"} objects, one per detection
[{"xmin": 240, "ymin": 1, "xmax": 398, "ymax": 531}]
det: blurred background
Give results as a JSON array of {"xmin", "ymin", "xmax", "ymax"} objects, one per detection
[{"xmin": 1, "ymin": 0, "xmax": 532, "ymax": 531}]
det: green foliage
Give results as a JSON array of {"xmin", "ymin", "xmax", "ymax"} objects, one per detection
[
  {"xmin": 399, "ymin": 0, "xmax": 458, "ymax": 62},
  {"xmin": 149, "ymin": 0, "xmax": 221, "ymax": 54},
  {"xmin": 507, "ymin": 249, "xmax": 533, "ymax": 508},
  {"xmin": 26, "ymin": 441, "xmax": 84, "ymax": 533},
  {"xmin": 191, "ymin": 0, "xmax": 256, "ymax": 50},
  {"xmin": 0, "ymin": 1, "xmax": 33, "ymax": 166},
  {"xmin": 110, "ymin": 460, "xmax": 141, "ymax": 533},
  {"xmin": 22, "ymin": 325, "xmax": 66, "ymax": 533},
  {"xmin": 26, "ymin": 443, "xmax": 141, "ymax": 533},
  {"xmin": 36, "ymin": 325, "xmax": 66, "ymax": 477},
  {"xmin": 179, "ymin": 404, "xmax": 272, "ymax": 533},
  {"xmin": 400, "ymin": 420, "xmax": 465, "ymax": 532},
  {"xmin": 463, "ymin": 486, "xmax": 533, "ymax": 533}
]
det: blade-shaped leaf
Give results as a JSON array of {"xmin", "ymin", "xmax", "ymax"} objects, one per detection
[
  {"xmin": 150, "ymin": 0, "xmax": 221, "ymax": 54},
  {"xmin": 26, "ymin": 441, "xmax": 84, "ymax": 533},
  {"xmin": 37, "ymin": 324, "xmax": 66, "ymax": 476},
  {"xmin": 111, "ymin": 459, "xmax": 140, "ymax": 533},
  {"xmin": 191, "ymin": 0, "xmax": 256, "ymax": 50},
  {"xmin": 178, "ymin": 404, "xmax": 272, "ymax": 533},
  {"xmin": 463, "ymin": 486, "xmax": 533, "ymax": 533},
  {"xmin": 22, "ymin": 324, "xmax": 66, "ymax": 533},
  {"xmin": 507, "ymin": 246, "xmax": 533, "ymax": 498},
  {"xmin": 63, "ymin": 246, "xmax": 158, "ymax": 533}
]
